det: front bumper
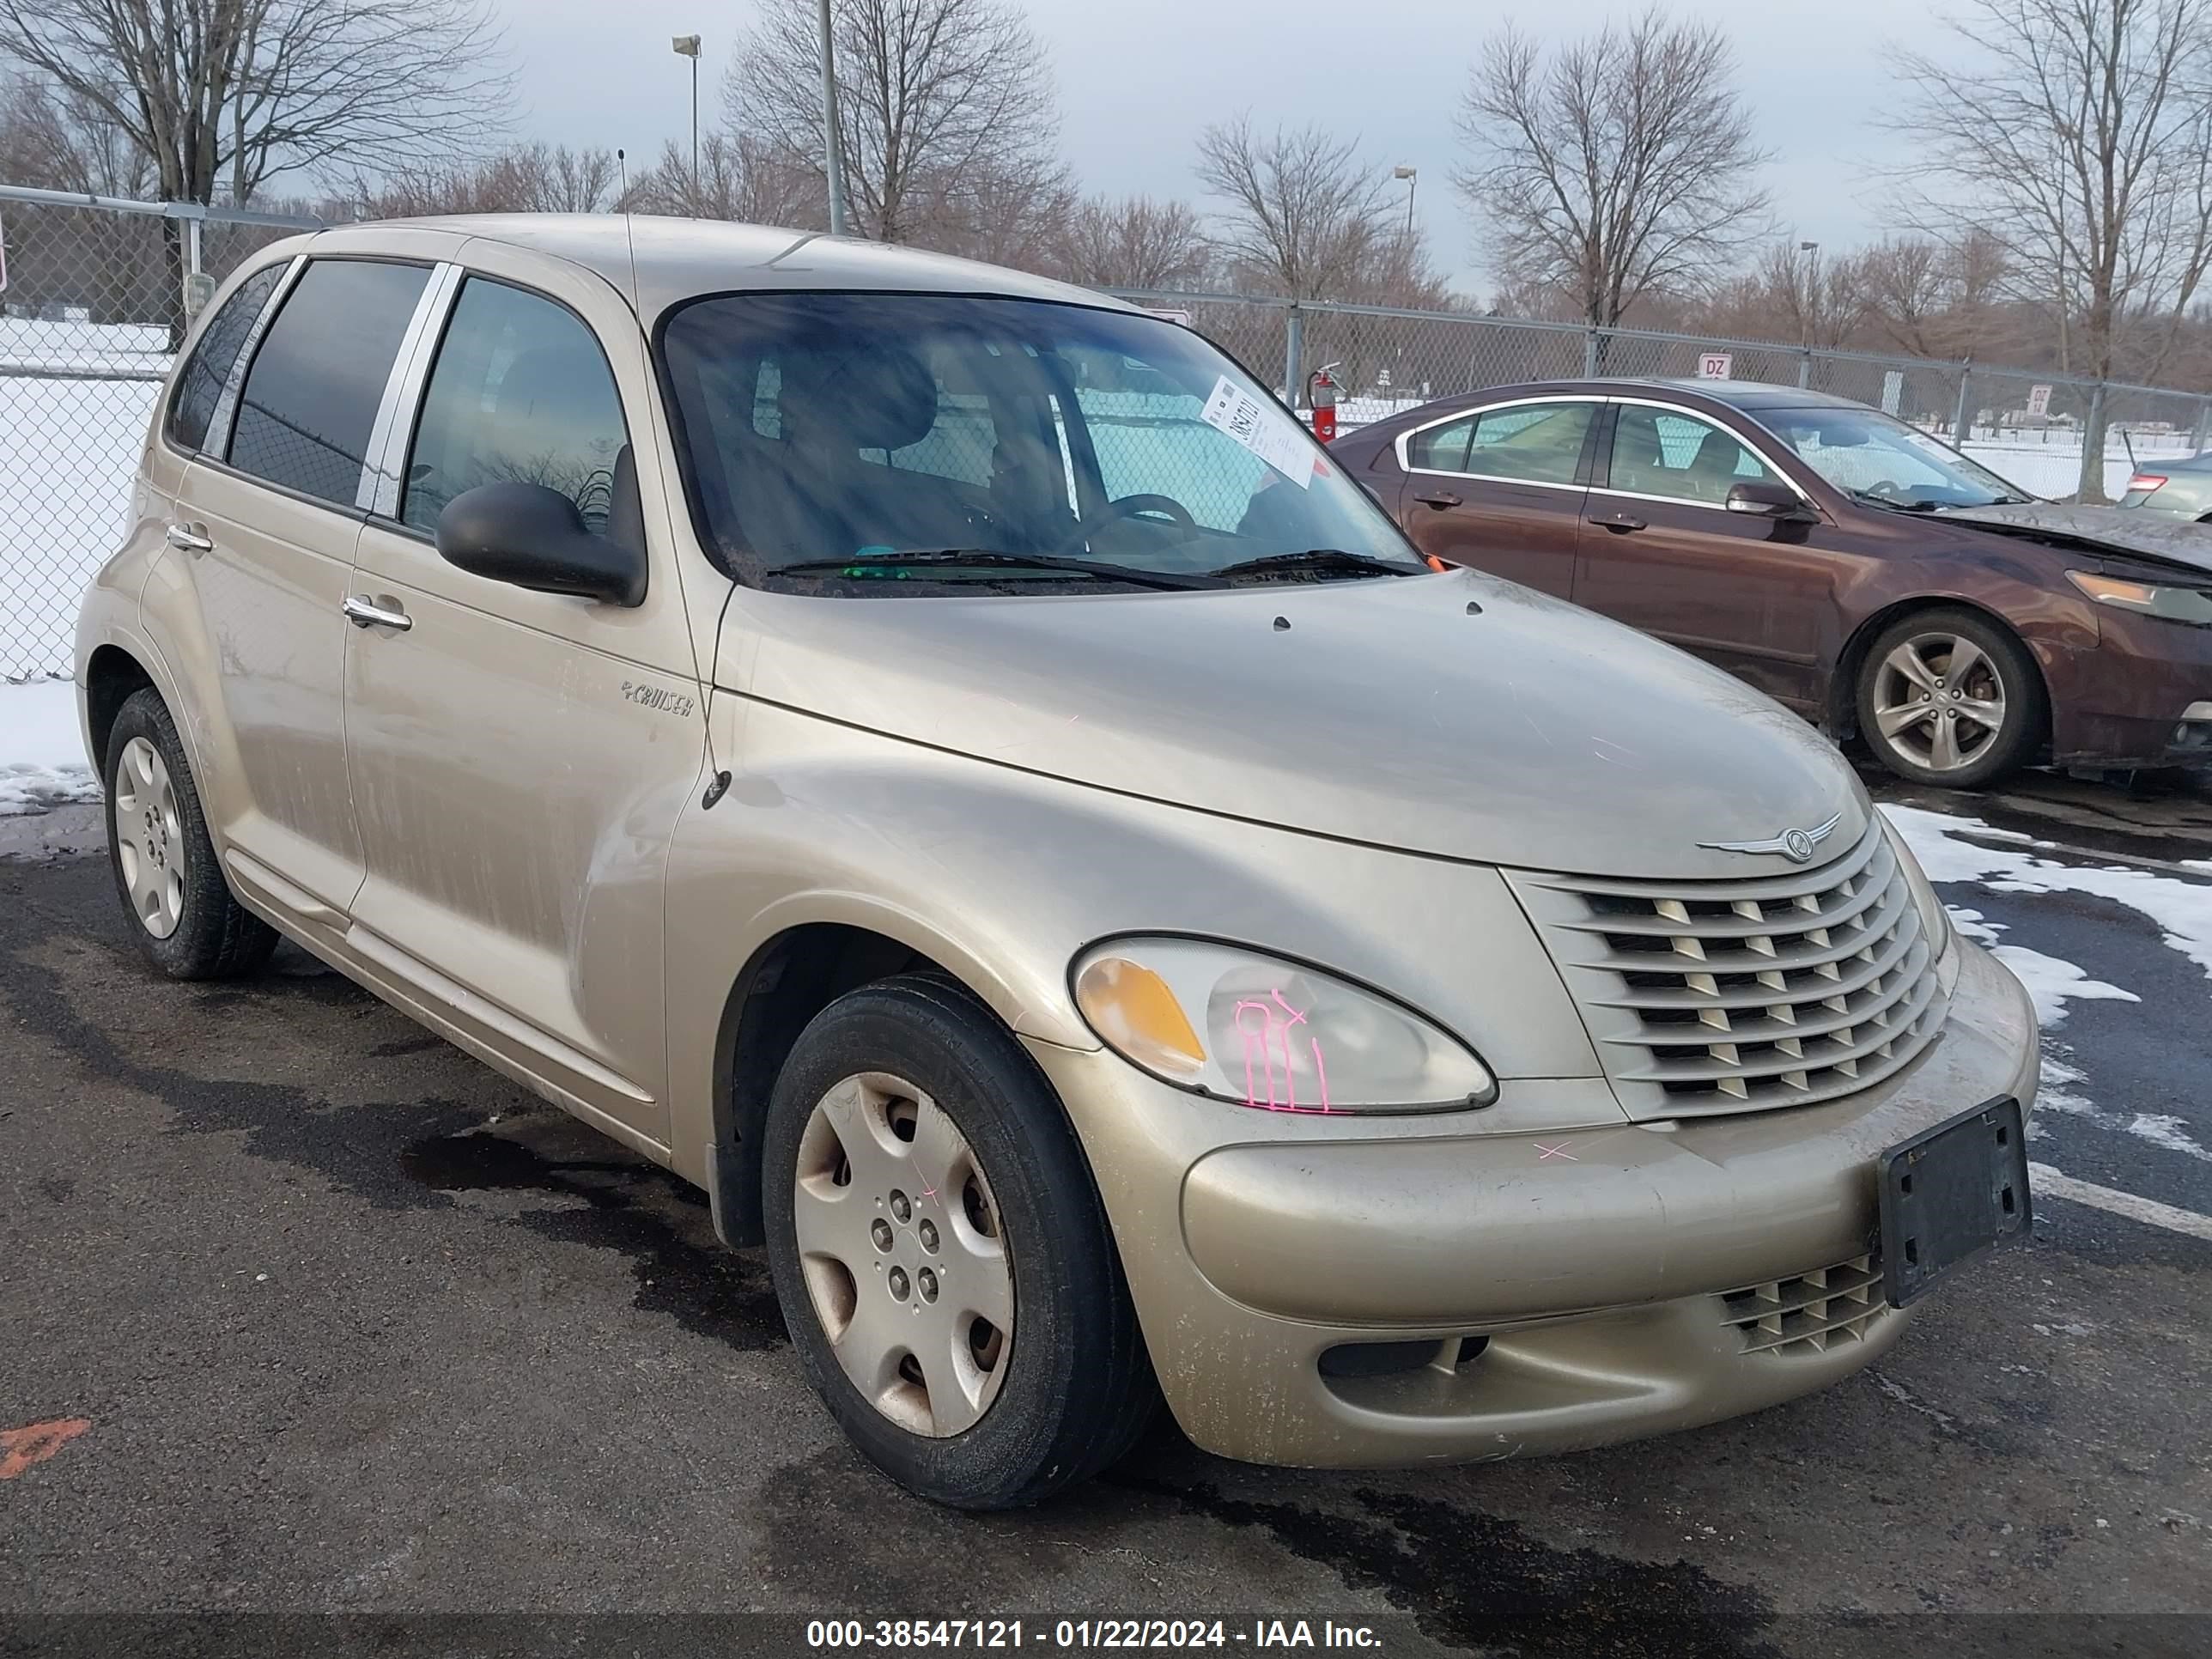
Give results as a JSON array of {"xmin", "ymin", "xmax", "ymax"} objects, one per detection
[
  {"xmin": 1027, "ymin": 942, "xmax": 2039, "ymax": 1468},
  {"xmin": 2055, "ymin": 605, "xmax": 2212, "ymax": 767}
]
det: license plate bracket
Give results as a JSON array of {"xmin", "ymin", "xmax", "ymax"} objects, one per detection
[{"xmin": 1878, "ymin": 1097, "xmax": 2032, "ymax": 1307}]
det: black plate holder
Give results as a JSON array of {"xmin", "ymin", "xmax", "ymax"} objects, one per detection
[{"xmin": 1878, "ymin": 1097, "xmax": 2032, "ymax": 1307}]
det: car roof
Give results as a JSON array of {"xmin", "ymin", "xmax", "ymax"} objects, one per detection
[{"xmin": 285, "ymin": 213, "xmax": 1133, "ymax": 322}]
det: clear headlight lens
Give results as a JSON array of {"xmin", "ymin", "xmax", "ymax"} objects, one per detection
[
  {"xmin": 1882, "ymin": 817, "xmax": 1953, "ymax": 957},
  {"xmin": 1072, "ymin": 937, "xmax": 1497, "ymax": 1114}
]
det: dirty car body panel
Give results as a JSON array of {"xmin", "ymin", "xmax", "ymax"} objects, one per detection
[{"xmin": 78, "ymin": 216, "xmax": 2040, "ymax": 1493}]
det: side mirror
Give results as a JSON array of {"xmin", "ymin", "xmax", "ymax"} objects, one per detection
[
  {"xmin": 1725, "ymin": 480, "xmax": 1816, "ymax": 523},
  {"xmin": 435, "ymin": 474, "xmax": 647, "ymax": 607}
]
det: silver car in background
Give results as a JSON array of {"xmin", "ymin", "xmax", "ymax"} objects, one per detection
[{"xmin": 2121, "ymin": 453, "xmax": 2212, "ymax": 519}]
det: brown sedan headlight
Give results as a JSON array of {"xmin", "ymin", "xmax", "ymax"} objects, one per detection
[
  {"xmin": 2067, "ymin": 570, "xmax": 2212, "ymax": 626},
  {"xmin": 1072, "ymin": 938, "xmax": 1498, "ymax": 1114}
]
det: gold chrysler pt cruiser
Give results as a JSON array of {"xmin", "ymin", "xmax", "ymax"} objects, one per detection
[{"xmin": 76, "ymin": 216, "xmax": 2039, "ymax": 1508}]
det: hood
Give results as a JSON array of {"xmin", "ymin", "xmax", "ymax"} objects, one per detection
[
  {"xmin": 729, "ymin": 571, "xmax": 1870, "ymax": 879},
  {"xmin": 1937, "ymin": 501, "xmax": 2212, "ymax": 576}
]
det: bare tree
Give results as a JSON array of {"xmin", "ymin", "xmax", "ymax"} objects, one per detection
[
  {"xmin": 1194, "ymin": 115, "xmax": 1396, "ymax": 299},
  {"xmin": 1454, "ymin": 7, "xmax": 1771, "ymax": 329},
  {"xmin": 0, "ymin": 0, "xmax": 509, "ymax": 206},
  {"xmin": 728, "ymin": 0, "xmax": 1063, "ymax": 246},
  {"xmin": 1857, "ymin": 232, "xmax": 2012, "ymax": 362},
  {"xmin": 1893, "ymin": 0, "xmax": 2212, "ymax": 496},
  {"xmin": 0, "ymin": 70, "xmax": 152, "ymax": 193},
  {"xmin": 333, "ymin": 144, "xmax": 621, "ymax": 221},
  {"xmin": 1052, "ymin": 194, "xmax": 1212, "ymax": 289},
  {"xmin": 622, "ymin": 131, "xmax": 828, "ymax": 228}
]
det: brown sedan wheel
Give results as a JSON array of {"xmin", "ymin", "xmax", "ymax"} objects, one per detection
[
  {"xmin": 761, "ymin": 973, "xmax": 1156, "ymax": 1509},
  {"xmin": 1856, "ymin": 608, "xmax": 2045, "ymax": 789}
]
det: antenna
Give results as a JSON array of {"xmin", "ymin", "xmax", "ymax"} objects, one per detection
[
  {"xmin": 616, "ymin": 147, "xmax": 629, "ymax": 199},
  {"xmin": 615, "ymin": 148, "xmax": 641, "ymax": 311}
]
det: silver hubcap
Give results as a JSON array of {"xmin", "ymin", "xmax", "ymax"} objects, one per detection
[
  {"xmin": 112, "ymin": 736, "xmax": 184, "ymax": 939},
  {"xmin": 793, "ymin": 1072, "xmax": 1013, "ymax": 1437},
  {"xmin": 1872, "ymin": 633, "xmax": 2008, "ymax": 773}
]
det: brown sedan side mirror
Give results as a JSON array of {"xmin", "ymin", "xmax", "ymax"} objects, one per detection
[{"xmin": 1725, "ymin": 481, "xmax": 1817, "ymax": 524}]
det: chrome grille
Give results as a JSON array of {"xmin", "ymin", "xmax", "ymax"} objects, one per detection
[
  {"xmin": 1507, "ymin": 820, "xmax": 1948, "ymax": 1118},
  {"xmin": 1721, "ymin": 1255, "xmax": 1888, "ymax": 1356}
]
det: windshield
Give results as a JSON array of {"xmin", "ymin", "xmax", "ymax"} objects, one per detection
[
  {"xmin": 1759, "ymin": 406, "xmax": 2031, "ymax": 509},
  {"xmin": 657, "ymin": 291, "xmax": 1424, "ymax": 587}
]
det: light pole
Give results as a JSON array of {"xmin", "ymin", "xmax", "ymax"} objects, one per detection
[
  {"xmin": 672, "ymin": 35, "xmax": 701, "ymax": 198},
  {"xmin": 1394, "ymin": 165, "xmax": 1417, "ymax": 238},
  {"xmin": 818, "ymin": 0, "xmax": 849, "ymax": 234},
  {"xmin": 1799, "ymin": 239, "xmax": 1820, "ymax": 341}
]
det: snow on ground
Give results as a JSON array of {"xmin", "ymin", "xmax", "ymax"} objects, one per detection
[
  {"xmin": 1882, "ymin": 801, "xmax": 2212, "ymax": 1166},
  {"xmin": 1883, "ymin": 802, "xmax": 2212, "ymax": 982},
  {"xmin": 0, "ymin": 677, "xmax": 98, "ymax": 816}
]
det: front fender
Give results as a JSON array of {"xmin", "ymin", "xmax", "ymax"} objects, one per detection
[{"xmin": 660, "ymin": 697, "xmax": 1602, "ymax": 1186}]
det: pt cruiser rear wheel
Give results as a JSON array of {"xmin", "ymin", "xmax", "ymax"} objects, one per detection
[
  {"xmin": 761, "ymin": 974, "xmax": 1156, "ymax": 1509},
  {"xmin": 103, "ymin": 688, "xmax": 277, "ymax": 979}
]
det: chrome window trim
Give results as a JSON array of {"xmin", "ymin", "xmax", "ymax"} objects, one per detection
[
  {"xmin": 1395, "ymin": 395, "xmax": 1603, "ymax": 488},
  {"xmin": 1599, "ymin": 396, "xmax": 1816, "ymax": 511},
  {"xmin": 205, "ymin": 254, "xmax": 307, "ymax": 460},
  {"xmin": 359, "ymin": 261, "xmax": 464, "ymax": 516}
]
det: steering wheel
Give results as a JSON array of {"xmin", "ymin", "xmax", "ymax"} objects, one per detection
[
  {"xmin": 1863, "ymin": 479, "xmax": 1905, "ymax": 501},
  {"xmin": 1068, "ymin": 493, "xmax": 1196, "ymax": 547}
]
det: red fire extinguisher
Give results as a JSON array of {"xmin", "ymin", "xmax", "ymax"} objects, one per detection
[{"xmin": 1306, "ymin": 365, "xmax": 1340, "ymax": 444}]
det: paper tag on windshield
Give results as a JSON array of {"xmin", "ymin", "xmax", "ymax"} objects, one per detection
[{"xmin": 1200, "ymin": 376, "xmax": 1313, "ymax": 488}]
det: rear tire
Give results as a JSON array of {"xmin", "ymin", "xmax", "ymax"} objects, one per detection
[
  {"xmin": 1856, "ymin": 608, "xmax": 2045, "ymax": 789},
  {"xmin": 761, "ymin": 972, "xmax": 1156, "ymax": 1509},
  {"xmin": 103, "ymin": 689, "xmax": 278, "ymax": 979}
]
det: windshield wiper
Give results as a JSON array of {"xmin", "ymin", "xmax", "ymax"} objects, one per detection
[
  {"xmin": 1850, "ymin": 490, "xmax": 1943, "ymax": 514},
  {"xmin": 1206, "ymin": 548, "xmax": 1419, "ymax": 581},
  {"xmin": 772, "ymin": 547, "xmax": 1221, "ymax": 592}
]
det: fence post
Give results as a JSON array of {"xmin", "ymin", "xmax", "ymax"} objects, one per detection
[
  {"xmin": 1282, "ymin": 302, "xmax": 1303, "ymax": 409},
  {"xmin": 2193, "ymin": 398, "xmax": 2212, "ymax": 455},
  {"xmin": 1583, "ymin": 326, "xmax": 1599, "ymax": 378},
  {"xmin": 1952, "ymin": 366, "xmax": 1972, "ymax": 445},
  {"xmin": 1796, "ymin": 348, "xmax": 1813, "ymax": 389}
]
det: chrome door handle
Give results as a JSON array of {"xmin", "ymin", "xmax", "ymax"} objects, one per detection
[
  {"xmin": 342, "ymin": 595, "xmax": 412, "ymax": 631},
  {"xmin": 164, "ymin": 521, "xmax": 213, "ymax": 554},
  {"xmin": 1590, "ymin": 512, "xmax": 1648, "ymax": 532}
]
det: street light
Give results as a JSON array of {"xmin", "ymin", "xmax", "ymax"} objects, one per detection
[
  {"xmin": 1394, "ymin": 165, "xmax": 1417, "ymax": 238},
  {"xmin": 672, "ymin": 34, "xmax": 701, "ymax": 196},
  {"xmin": 1800, "ymin": 239, "xmax": 1820, "ymax": 339},
  {"xmin": 818, "ymin": 0, "xmax": 849, "ymax": 235}
]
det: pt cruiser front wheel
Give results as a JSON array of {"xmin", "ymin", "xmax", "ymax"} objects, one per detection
[{"xmin": 761, "ymin": 974, "xmax": 1157, "ymax": 1509}]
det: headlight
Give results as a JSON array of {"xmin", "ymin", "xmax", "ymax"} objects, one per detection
[
  {"xmin": 2066, "ymin": 569, "xmax": 2212, "ymax": 626},
  {"xmin": 1071, "ymin": 937, "xmax": 1497, "ymax": 1113},
  {"xmin": 1882, "ymin": 818, "xmax": 1953, "ymax": 957}
]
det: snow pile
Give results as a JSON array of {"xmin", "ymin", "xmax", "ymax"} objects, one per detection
[{"xmin": 0, "ymin": 678, "xmax": 99, "ymax": 817}]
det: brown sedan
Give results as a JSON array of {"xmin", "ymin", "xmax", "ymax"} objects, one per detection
[{"xmin": 1332, "ymin": 379, "xmax": 2212, "ymax": 787}]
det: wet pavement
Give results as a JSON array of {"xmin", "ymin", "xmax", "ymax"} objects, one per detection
[{"xmin": 2, "ymin": 789, "xmax": 2208, "ymax": 1657}]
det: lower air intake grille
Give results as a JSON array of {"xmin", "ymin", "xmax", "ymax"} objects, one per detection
[{"xmin": 1721, "ymin": 1255, "xmax": 1888, "ymax": 1356}]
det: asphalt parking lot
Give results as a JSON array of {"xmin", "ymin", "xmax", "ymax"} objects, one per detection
[{"xmin": 3, "ymin": 775, "xmax": 2208, "ymax": 1659}]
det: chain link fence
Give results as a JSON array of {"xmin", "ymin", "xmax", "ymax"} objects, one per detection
[
  {"xmin": 1113, "ymin": 289, "xmax": 2212, "ymax": 513},
  {"xmin": 6, "ymin": 183, "xmax": 2212, "ymax": 681},
  {"xmin": 1, "ymin": 185, "xmax": 315, "ymax": 682}
]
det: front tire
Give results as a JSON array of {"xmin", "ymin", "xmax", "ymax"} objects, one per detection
[
  {"xmin": 1856, "ymin": 608, "xmax": 2045, "ymax": 789},
  {"xmin": 103, "ymin": 688, "xmax": 277, "ymax": 979},
  {"xmin": 761, "ymin": 974, "xmax": 1155, "ymax": 1509}
]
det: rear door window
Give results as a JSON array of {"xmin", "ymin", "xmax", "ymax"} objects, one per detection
[
  {"xmin": 1407, "ymin": 416, "xmax": 1478, "ymax": 473},
  {"xmin": 228, "ymin": 259, "xmax": 430, "ymax": 507},
  {"xmin": 167, "ymin": 264, "xmax": 283, "ymax": 453},
  {"xmin": 401, "ymin": 277, "xmax": 628, "ymax": 535},
  {"xmin": 1462, "ymin": 402, "xmax": 1594, "ymax": 486}
]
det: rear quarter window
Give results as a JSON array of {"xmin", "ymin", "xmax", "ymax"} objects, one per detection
[{"xmin": 166, "ymin": 264, "xmax": 283, "ymax": 453}]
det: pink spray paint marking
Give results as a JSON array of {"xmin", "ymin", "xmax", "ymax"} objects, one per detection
[
  {"xmin": 1234, "ymin": 989, "xmax": 1334, "ymax": 1114},
  {"xmin": 1534, "ymin": 1141, "xmax": 1578, "ymax": 1162}
]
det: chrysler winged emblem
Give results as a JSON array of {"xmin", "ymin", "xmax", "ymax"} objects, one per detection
[{"xmin": 1698, "ymin": 810, "xmax": 1844, "ymax": 865}]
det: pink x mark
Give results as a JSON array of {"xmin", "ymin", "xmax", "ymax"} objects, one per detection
[{"xmin": 1534, "ymin": 1141, "xmax": 1578, "ymax": 1162}]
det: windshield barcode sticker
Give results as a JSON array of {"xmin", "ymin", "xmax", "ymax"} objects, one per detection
[{"xmin": 1200, "ymin": 376, "xmax": 1314, "ymax": 488}]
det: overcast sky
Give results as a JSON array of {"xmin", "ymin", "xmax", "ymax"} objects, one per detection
[{"xmin": 508, "ymin": 0, "xmax": 1929, "ymax": 294}]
